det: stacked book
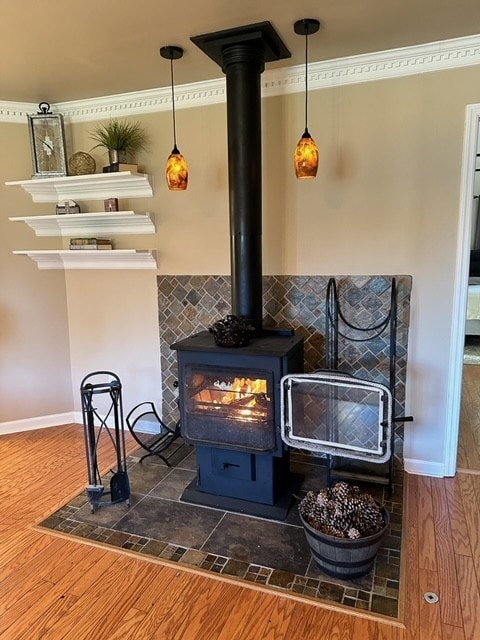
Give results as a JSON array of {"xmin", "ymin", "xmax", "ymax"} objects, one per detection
[{"xmin": 69, "ymin": 237, "xmax": 113, "ymax": 250}]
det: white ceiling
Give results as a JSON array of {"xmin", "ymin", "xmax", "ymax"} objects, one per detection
[{"xmin": 2, "ymin": 0, "xmax": 480, "ymax": 104}]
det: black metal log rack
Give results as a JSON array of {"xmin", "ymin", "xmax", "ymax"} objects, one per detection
[{"xmin": 325, "ymin": 277, "xmax": 413, "ymax": 494}]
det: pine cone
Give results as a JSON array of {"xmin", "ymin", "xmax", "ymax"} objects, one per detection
[
  {"xmin": 331, "ymin": 481, "xmax": 351, "ymax": 501},
  {"xmin": 299, "ymin": 482, "xmax": 385, "ymax": 539}
]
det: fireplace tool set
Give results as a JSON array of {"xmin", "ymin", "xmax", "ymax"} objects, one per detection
[{"xmin": 80, "ymin": 371, "xmax": 130, "ymax": 513}]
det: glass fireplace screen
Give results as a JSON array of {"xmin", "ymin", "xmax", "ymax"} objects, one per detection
[
  {"xmin": 280, "ymin": 371, "xmax": 392, "ymax": 463},
  {"xmin": 182, "ymin": 365, "xmax": 275, "ymax": 451}
]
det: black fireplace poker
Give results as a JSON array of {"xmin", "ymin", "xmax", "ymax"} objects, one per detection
[{"xmin": 191, "ymin": 23, "xmax": 291, "ymax": 332}]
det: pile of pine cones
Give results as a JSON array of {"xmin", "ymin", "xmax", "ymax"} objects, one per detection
[{"xmin": 298, "ymin": 481, "xmax": 385, "ymax": 539}]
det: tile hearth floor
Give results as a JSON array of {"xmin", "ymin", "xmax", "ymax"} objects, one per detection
[{"xmin": 40, "ymin": 441, "xmax": 403, "ymax": 619}]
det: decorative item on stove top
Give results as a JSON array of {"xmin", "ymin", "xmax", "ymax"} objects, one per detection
[
  {"xmin": 298, "ymin": 481, "xmax": 389, "ymax": 578},
  {"xmin": 209, "ymin": 314, "xmax": 253, "ymax": 347}
]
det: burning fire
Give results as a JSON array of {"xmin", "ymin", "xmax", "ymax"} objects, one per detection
[
  {"xmin": 217, "ymin": 377, "xmax": 268, "ymax": 420},
  {"xmin": 192, "ymin": 375, "xmax": 269, "ymax": 422},
  {"xmin": 219, "ymin": 377, "xmax": 267, "ymax": 405}
]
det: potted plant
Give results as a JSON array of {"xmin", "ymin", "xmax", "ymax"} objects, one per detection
[
  {"xmin": 298, "ymin": 481, "xmax": 389, "ymax": 579},
  {"xmin": 89, "ymin": 119, "xmax": 148, "ymax": 165}
]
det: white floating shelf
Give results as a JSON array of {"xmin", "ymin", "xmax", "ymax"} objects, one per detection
[
  {"xmin": 9, "ymin": 211, "xmax": 155, "ymax": 236},
  {"xmin": 5, "ymin": 172, "xmax": 153, "ymax": 203},
  {"xmin": 13, "ymin": 249, "xmax": 157, "ymax": 270}
]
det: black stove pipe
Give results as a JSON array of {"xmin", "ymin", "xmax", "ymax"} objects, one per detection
[
  {"xmin": 223, "ymin": 43, "xmax": 264, "ymax": 330},
  {"xmin": 191, "ymin": 23, "xmax": 291, "ymax": 333}
]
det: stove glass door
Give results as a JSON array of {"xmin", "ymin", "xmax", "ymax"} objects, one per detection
[
  {"xmin": 280, "ymin": 372, "xmax": 392, "ymax": 463},
  {"xmin": 183, "ymin": 364, "xmax": 275, "ymax": 451}
]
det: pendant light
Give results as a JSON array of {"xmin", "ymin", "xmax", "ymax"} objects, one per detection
[
  {"xmin": 160, "ymin": 45, "xmax": 188, "ymax": 191},
  {"xmin": 293, "ymin": 18, "xmax": 320, "ymax": 179}
]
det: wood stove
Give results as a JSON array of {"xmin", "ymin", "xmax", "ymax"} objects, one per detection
[{"xmin": 172, "ymin": 331, "xmax": 303, "ymax": 518}]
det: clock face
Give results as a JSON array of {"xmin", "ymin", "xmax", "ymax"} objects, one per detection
[{"xmin": 28, "ymin": 113, "xmax": 67, "ymax": 177}]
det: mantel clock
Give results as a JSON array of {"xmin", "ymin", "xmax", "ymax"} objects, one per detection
[{"xmin": 27, "ymin": 102, "xmax": 68, "ymax": 178}]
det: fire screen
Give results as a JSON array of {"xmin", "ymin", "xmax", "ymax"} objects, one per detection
[
  {"xmin": 183, "ymin": 364, "xmax": 275, "ymax": 451},
  {"xmin": 280, "ymin": 372, "xmax": 392, "ymax": 463}
]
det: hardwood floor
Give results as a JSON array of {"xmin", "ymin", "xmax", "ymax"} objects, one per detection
[
  {"xmin": 458, "ymin": 364, "xmax": 480, "ymax": 471},
  {"xmin": 0, "ymin": 424, "xmax": 478, "ymax": 639}
]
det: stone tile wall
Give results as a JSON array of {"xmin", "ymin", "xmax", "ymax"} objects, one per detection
[{"xmin": 157, "ymin": 275, "xmax": 411, "ymax": 455}]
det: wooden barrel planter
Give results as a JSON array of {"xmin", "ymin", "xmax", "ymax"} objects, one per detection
[{"xmin": 300, "ymin": 507, "xmax": 389, "ymax": 579}]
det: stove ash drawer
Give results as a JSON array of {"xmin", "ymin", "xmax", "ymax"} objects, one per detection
[
  {"xmin": 195, "ymin": 445, "xmax": 289, "ymax": 505},
  {"xmin": 211, "ymin": 449, "xmax": 255, "ymax": 480}
]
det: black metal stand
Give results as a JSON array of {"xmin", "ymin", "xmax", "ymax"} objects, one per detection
[
  {"xmin": 325, "ymin": 278, "xmax": 413, "ymax": 496},
  {"xmin": 126, "ymin": 401, "xmax": 182, "ymax": 466},
  {"xmin": 80, "ymin": 371, "xmax": 131, "ymax": 513}
]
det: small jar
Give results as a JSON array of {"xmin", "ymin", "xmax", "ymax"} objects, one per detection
[{"xmin": 104, "ymin": 198, "xmax": 119, "ymax": 212}]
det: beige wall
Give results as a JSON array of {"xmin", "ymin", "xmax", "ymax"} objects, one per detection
[
  {"xmin": 2, "ymin": 63, "xmax": 480, "ymax": 471},
  {"xmin": 68, "ymin": 105, "xmax": 231, "ymax": 273},
  {"xmin": 0, "ymin": 123, "xmax": 73, "ymax": 422},
  {"xmin": 66, "ymin": 271, "xmax": 162, "ymax": 414}
]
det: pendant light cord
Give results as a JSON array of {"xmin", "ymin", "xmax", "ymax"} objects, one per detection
[
  {"xmin": 169, "ymin": 56, "xmax": 177, "ymax": 149},
  {"xmin": 304, "ymin": 28, "xmax": 309, "ymax": 132}
]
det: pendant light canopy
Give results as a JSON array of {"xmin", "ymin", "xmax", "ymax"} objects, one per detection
[
  {"xmin": 293, "ymin": 18, "xmax": 320, "ymax": 179},
  {"xmin": 160, "ymin": 45, "xmax": 188, "ymax": 191}
]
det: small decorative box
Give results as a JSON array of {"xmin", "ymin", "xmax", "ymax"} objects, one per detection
[{"xmin": 56, "ymin": 200, "xmax": 81, "ymax": 215}]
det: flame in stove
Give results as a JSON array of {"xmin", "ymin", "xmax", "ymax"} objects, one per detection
[
  {"xmin": 193, "ymin": 376, "xmax": 270, "ymax": 422},
  {"xmin": 220, "ymin": 377, "xmax": 267, "ymax": 405},
  {"xmin": 219, "ymin": 377, "xmax": 268, "ymax": 421}
]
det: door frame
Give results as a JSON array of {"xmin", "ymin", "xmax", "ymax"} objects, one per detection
[{"xmin": 445, "ymin": 104, "xmax": 480, "ymax": 475}]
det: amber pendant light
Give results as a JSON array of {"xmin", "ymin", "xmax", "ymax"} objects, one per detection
[
  {"xmin": 160, "ymin": 45, "xmax": 188, "ymax": 191},
  {"xmin": 294, "ymin": 18, "xmax": 320, "ymax": 179}
]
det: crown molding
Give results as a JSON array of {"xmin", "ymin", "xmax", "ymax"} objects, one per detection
[
  {"xmin": 2, "ymin": 33, "xmax": 480, "ymax": 124},
  {"xmin": 263, "ymin": 32, "xmax": 480, "ymax": 98},
  {"xmin": 0, "ymin": 101, "xmax": 37, "ymax": 123},
  {"xmin": 59, "ymin": 77, "xmax": 226, "ymax": 123}
]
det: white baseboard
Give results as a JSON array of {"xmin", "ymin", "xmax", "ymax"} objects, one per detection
[
  {"xmin": 404, "ymin": 458, "xmax": 448, "ymax": 477},
  {"xmin": 0, "ymin": 412, "xmax": 77, "ymax": 435},
  {"xmin": 0, "ymin": 411, "xmax": 160, "ymax": 437},
  {"xmin": 71, "ymin": 411, "xmax": 160, "ymax": 434}
]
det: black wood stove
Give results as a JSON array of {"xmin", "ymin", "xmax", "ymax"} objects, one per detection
[{"xmin": 172, "ymin": 331, "xmax": 303, "ymax": 518}]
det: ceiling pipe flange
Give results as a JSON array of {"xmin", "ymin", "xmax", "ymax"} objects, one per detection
[{"xmin": 191, "ymin": 22, "xmax": 291, "ymax": 68}]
